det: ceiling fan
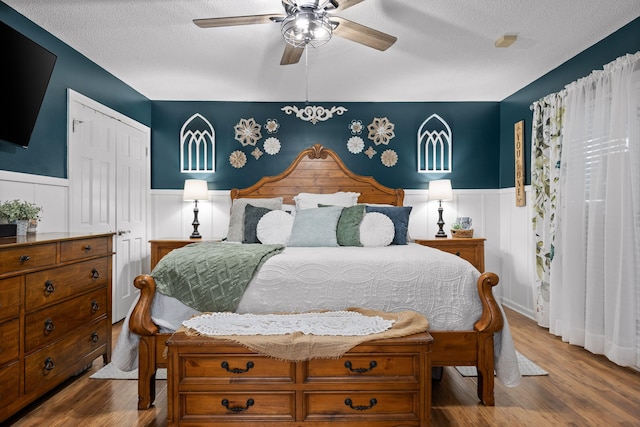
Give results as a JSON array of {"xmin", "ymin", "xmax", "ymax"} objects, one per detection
[{"xmin": 193, "ymin": 0, "xmax": 397, "ymax": 65}]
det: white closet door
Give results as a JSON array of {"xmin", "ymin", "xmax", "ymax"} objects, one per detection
[{"xmin": 68, "ymin": 90, "xmax": 150, "ymax": 322}]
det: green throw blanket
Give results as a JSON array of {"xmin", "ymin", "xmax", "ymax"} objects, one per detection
[{"xmin": 151, "ymin": 242, "xmax": 285, "ymax": 313}]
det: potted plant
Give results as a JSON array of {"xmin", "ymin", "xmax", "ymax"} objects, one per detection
[
  {"xmin": 0, "ymin": 199, "xmax": 42, "ymax": 235},
  {"xmin": 450, "ymin": 221, "xmax": 474, "ymax": 238}
]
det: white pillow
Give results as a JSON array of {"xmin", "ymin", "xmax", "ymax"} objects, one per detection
[
  {"xmin": 257, "ymin": 210, "xmax": 294, "ymax": 245},
  {"xmin": 293, "ymin": 192, "xmax": 360, "ymax": 210},
  {"xmin": 359, "ymin": 212, "xmax": 395, "ymax": 247},
  {"xmin": 227, "ymin": 197, "xmax": 283, "ymax": 242}
]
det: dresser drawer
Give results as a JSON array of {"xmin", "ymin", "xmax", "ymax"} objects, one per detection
[
  {"xmin": 25, "ymin": 287, "xmax": 107, "ymax": 353},
  {"xmin": 24, "ymin": 317, "xmax": 108, "ymax": 394},
  {"xmin": 0, "ymin": 276, "xmax": 20, "ymax": 321},
  {"xmin": 306, "ymin": 353, "xmax": 419, "ymax": 382},
  {"xmin": 25, "ymin": 257, "xmax": 110, "ymax": 311},
  {"xmin": 0, "ymin": 362, "xmax": 20, "ymax": 409},
  {"xmin": 304, "ymin": 390, "xmax": 420, "ymax": 421},
  {"xmin": 0, "ymin": 243, "xmax": 57, "ymax": 276},
  {"xmin": 179, "ymin": 391, "xmax": 294, "ymax": 421},
  {"xmin": 0, "ymin": 318, "xmax": 19, "ymax": 366},
  {"xmin": 179, "ymin": 354, "xmax": 294, "ymax": 383},
  {"xmin": 60, "ymin": 236, "xmax": 111, "ymax": 262}
]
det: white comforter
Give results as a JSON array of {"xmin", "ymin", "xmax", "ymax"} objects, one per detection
[{"xmin": 112, "ymin": 243, "xmax": 521, "ymax": 387}]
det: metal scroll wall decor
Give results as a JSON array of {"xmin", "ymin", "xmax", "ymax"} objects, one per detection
[
  {"xmin": 281, "ymin": 105, "xmax": 348, "ymax": 124},
  {"xmin": 417, "ymin": 114, "xmax": 452, "ymax": 173},
  {"xmin": 180, "ymin": 113, "xmax": 215, "ymax": 173}
]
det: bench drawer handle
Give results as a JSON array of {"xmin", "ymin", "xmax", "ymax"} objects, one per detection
[
  {"xmin": 19, "ymin": 255, "xmax": 30, "ymax": 263},
  {"xmin": 344, "ymin": 360, "xmax": 377, "ymax": 373},
  {"xmin": 221, "ymin": 398, "xmax": 254, "ymax": 413},
  {"xmin": 345, "ymin": 398, "xmax": 377, "ymax": 411},
  {"xmin": 221, "ymin": 360, "xmax": 254, "ymax": 374}
]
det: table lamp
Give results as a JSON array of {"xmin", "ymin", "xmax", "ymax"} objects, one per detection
[
  {"xmin": 183, "ymin": 179, "xmax": 209, "ymax": 238},
  {"xmin": 428, "ymin": 179, "xmax": 453, "ymax": 238}
]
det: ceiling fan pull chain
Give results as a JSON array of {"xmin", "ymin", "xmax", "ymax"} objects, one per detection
[{"xmin": 305, "ymin": 48, "xmax": 309, "ymax": 104}]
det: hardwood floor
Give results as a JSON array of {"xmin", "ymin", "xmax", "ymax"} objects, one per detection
[{"xmin": 4, "ymin": 307, "xmax": 640, "ymax": 426}]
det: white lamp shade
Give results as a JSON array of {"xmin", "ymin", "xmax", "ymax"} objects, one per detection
[
  {"xmin": 183, "ymin": 179, "xmax": 209, "ymax": 201},
  {"xmin": 428, "ymin": 179, "xmax": 453, "ymax": 201}
]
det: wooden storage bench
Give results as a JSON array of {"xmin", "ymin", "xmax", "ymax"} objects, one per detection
[{"xmin": 166, "ymin": 331, "xmax": 433, "ymax": 427}]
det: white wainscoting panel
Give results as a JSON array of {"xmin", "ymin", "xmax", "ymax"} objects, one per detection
[{"xmin": 0, "ymin": 170, "xmax": 69, "ymax": 233}]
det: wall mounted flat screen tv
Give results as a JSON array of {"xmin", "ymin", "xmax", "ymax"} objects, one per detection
[{"xmin": 0, "ymin": 21, "xmax": 57, "ymax": 148}]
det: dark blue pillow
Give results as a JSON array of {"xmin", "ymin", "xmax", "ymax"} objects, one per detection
[
  {"xmin": 364, "ymin": 206, "xmax": 412, "ymax": 245},
  {"xmin": 243, "ymin": 204, "xmax": 272, "ymax": 243}
]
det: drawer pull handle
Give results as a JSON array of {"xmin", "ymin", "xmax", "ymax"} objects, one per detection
[
  {"xmin": 344, "ymin": 360, "xmax": 377, "ymax": 373},
  {"xmin": 44, "ymin": 280, "xmax": 56, "ymax": 294},
  {"xmin": 91, "ymin": 332, "xmax": 100, "ymax": 343},
  {"xmin": 91, "ymin": 268, "xmax": 100, "ymax": 279},
  {"xmin": 455, "ymin": 251, "xmax": 461, "ymax": 257},
  {"xmin": 19, "ymin": 255, "xmax": 30, "ymax": 263},
  {"xmin": 44, "ymin": 357, "xmax": 55, "ymax": 372},
  {"xmin": 84, "ymin": 245, "xmax": 92, "ymax": 251},
  {"xmin": 221, "ymin": 360, "xmax": 254, "ymax": 374},
  {"xmin": 44, "ymin": 319, "xmax": 55, "ymax": 334},
  {"xmin": 344, "ymin": 398, "xmax": 377, "ymax": 411},
  {"xmin": 221, "ymin": 398, "xmax": 254, "ymax": 413},
  {"xmin": 91, "ymin": 300, "xmax": 100, "ymax": 313}
]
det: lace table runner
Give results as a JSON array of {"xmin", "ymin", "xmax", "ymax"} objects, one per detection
[{"xmin": 182, "ymin": 311, "xmax": 395, "ymax": 336}]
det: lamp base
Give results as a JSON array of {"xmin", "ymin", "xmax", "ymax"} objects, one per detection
[
  {"xmin": 435, "ymin": 202, "xmax": 447, "ymax": 238},
  {"xmin": 190, "ymin": 201, "xmax": 202, "ymax": 239}
]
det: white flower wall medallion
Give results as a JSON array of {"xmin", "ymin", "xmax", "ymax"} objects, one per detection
[
  {"xmin": 264, "ymin": 119, "xmax": 279, "ymax": 134},
  {"xmin": 251, "ymin": 147, "xmax": 264, "ymax": 160},
  {"xmin": 364, "ymin": 146, "xmax": 377, "ymax": 159},
  {"xmin": 234, "ymin": 118, "xmax": 262, "ymax": 146},
  {"xmin": 229, "ymin": 150, "xmax": 247, "ymax": 168},
  {"xmin": 381, "ymin": 149, "xmax": 398, "ymax": 167},
  {"xmin": 347, "ymin": 136, "xmax": 364, "ymax": 154},
  {"xmin": 281, "ymin": 105, "xmax": 348, "ymax": 124},
  {"xmin": 264, "ymin": 137, "xmax": 281, "ymax": 155},
  {"xmin": 367, "ymin": 117, "xmax": 395, "ymax": 145},
  {"xmin": 349, "ymin": 119, "xmax": 363, "ymax": 135}
]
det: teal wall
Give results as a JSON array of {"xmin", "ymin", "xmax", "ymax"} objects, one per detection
[
  {"xmin": 151, "ymin": 101, "xmax": 499, "ymax": 190},
  {"xmin": 498, "ymin": 17, "xmax": 640, "ymax": 188},
  {"xmin": 0, "ymin": 2, "xmax": 150, "ymax": 179},
  {"xmin": 2, "ymin": 1, "xmax": 637, "ymax": 191}
]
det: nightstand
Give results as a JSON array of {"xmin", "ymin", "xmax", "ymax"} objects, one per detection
[
  {"xmin": 414, "ymin": 238, "xmax": 485, "ymax": 272},
  {"xmin": 149, "ymin": 238, "xmax": 214, "ymax": 270}
]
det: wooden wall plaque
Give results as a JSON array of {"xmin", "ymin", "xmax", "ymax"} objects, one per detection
[{"xmin": 514, "ymin": 120, "xmax": 525, "ymax": 207}]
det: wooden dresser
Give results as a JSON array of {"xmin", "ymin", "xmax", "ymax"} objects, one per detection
[
  {"xmin": 167, "ymin": 331, "xmax": 433, "ymax": 427},
  {"xmin": 414, "ymin": 238, "xmax": 485, "ymax": 272},
  {"xmin": 0, "ymin": 232, "xmax": 114, "ymax": 423}
]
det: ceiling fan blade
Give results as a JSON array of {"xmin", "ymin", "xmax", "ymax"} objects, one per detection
[
  {"xmin": 281, "ymin": 43, "xmax": 305, "ymax": 65},
  {"xmin": 194, "ymin": 14, "xmax": 284, "ymax": 28},
  {"xmin": 334, "ymin": 0, "xmax": 367, "ymax": 12},
  {"xmin": 331, "ymin": 16, "xmax": 397, "ymax": 51}
]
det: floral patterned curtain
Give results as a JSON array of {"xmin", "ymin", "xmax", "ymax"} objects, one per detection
[{"xmin": 530, "ymin": 92, "xmax": 565, "ymax": 328}]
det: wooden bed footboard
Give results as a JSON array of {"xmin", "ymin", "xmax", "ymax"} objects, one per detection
[{"xmin": 129, "ymin": 271, "xmax": 503, "ymax": 409}]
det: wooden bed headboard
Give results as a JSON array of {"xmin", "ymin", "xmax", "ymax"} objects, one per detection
[{"xmin": 230, "ymin": 144, "xmax": 404, "ymax": 206}]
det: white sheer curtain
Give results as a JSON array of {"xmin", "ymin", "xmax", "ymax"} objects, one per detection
[{"xmin": 549, "ymin": 52, "xmax": 640, "ymax": 367}]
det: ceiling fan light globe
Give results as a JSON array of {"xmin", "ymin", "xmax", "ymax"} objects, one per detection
[{"xmin": 282, "ymin": 10, "xmax": 332, "ymax": 48}]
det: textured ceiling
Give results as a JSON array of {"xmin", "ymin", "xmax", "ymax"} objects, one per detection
[{"xmin": 4, "ymin": 0, "xmax": 639, "ymax": 102}]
